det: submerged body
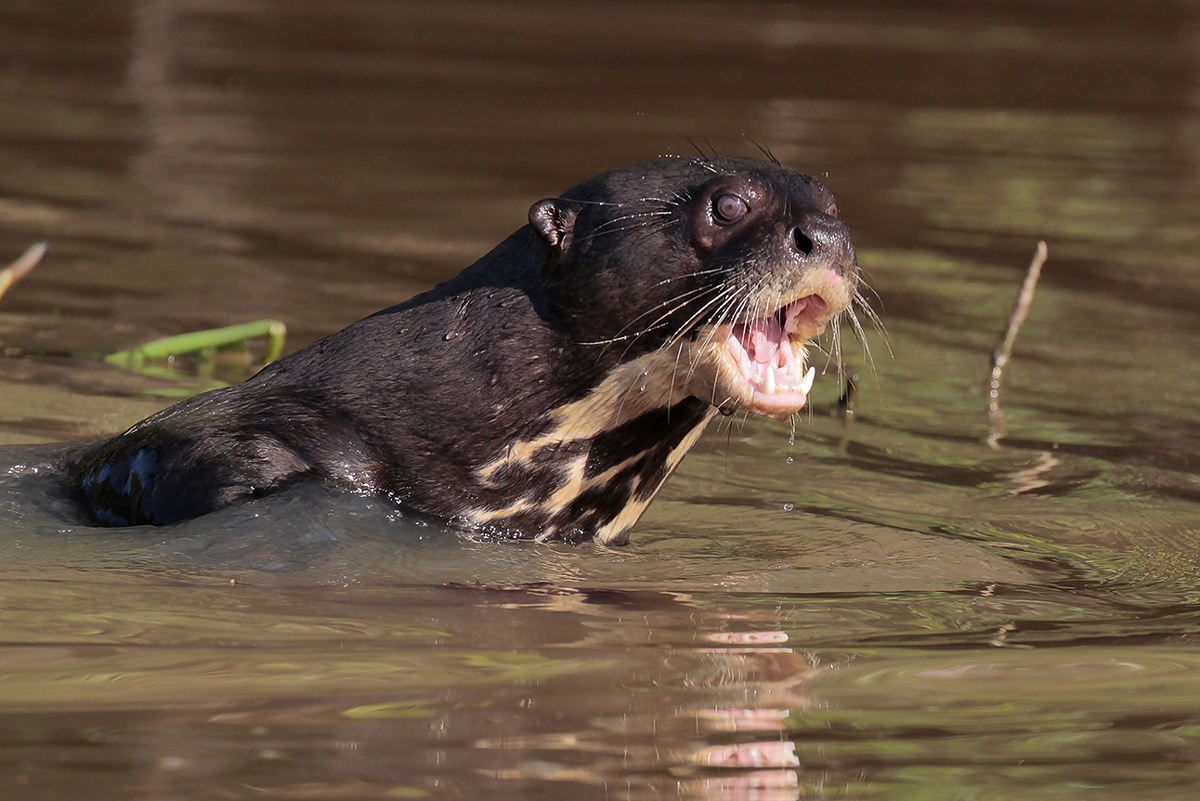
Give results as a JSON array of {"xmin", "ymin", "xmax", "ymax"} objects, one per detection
[{"xmin": 70, "ymin": 156, "xmax": 860, "ymax": 544}]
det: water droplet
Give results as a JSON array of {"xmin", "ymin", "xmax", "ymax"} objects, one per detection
[
  {"xmin": 785, "ymin": 456, "xmax": 794, "ymax": 465},
  {"xmin": 782, "ymin": 503, "xmax": 794, "ymax": 511}
]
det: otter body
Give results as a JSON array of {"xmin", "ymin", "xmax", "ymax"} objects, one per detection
[{"xmin": 71, "ymin": 156, "xmax": 859, "ymax": 544}]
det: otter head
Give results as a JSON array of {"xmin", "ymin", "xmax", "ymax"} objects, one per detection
[{"xmin": 528, "ymin": 156, "xmax": 859, "ymax": 421}]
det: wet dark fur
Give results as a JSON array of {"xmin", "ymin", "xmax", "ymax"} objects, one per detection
[{"xmin": 69, "ymin": 156, "xmax": 858, "ymax": 542}]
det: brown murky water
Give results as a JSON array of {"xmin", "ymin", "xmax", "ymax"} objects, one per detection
[{"xmin": 1, "ymin": 1, "xmax": 1199, "ymax": 798}]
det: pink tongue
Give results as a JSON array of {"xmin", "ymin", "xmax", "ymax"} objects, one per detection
[{"xmin": 746, "ymin": 318, "xmax": 785, "ymax": 366}]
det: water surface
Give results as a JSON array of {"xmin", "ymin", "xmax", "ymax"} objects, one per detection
[{"xmin": 1, "ymin": 1, "xmax": 1199, "ymax": 798}]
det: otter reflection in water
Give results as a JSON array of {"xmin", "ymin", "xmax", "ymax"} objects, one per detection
[{"xmin": 70, "ymin": 156, "xmax": 862, "ymax": 544}]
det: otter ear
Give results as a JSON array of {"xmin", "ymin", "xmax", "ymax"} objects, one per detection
[{"xmin": 529, "ymin": 198, "xmax": 580, "ymax": 254}]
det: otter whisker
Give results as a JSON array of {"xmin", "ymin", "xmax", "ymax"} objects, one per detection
[
  {"xmin": 663, "ymin": 286, "xmax": 742, "ymax": 351},
  {"xmin": 635, "ymin": 252, "xmax": 754, "ymax": 336},
  {"xmin": 648, "ymin": 265, "xmax": 728, "ymax": 290},
  {"xmin": 684, "ymin": 288, "xmax": 759, "ymax": 398},
  {"xmin": 579, "ymin": 216, "xmax": 675, "ymax": 244},
  {"xmin": 574, "ymin": 284, "xmax": 725, "ymax": 347},
  {"xmin": 609, "ymin": 281, "xmax": 741, "ymax": 418},
  {"xmin": 590, "ymin": 209, "xmax": 675, "ymax": 234},
  {"xmin": 852, "ymin": 296, "xmax": 889, "ymax": 351},
  {"xmin": 601, "ymin": 282, "xmax": 746, "ymax": 372},
  {"xmin": 845, "ymin": 306, "xmax": 880, "ymax": 378}
]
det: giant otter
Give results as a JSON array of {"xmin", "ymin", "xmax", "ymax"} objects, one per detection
[{"xmin": 70, "ymin": 156, "xmax": 859, "ymax": 545}]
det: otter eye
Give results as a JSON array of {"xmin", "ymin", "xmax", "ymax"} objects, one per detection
[
  {"xmin": 713, "ymin": 194, "xmax": 748, "ymax": 224},
  {"xmin": 828, "ymin": 203, "xmax": 839, "ymax": 218}
]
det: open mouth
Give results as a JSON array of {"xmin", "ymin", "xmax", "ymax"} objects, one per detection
[{"xmin": 721, "ymin": 295, "xmax": 831, "ymax": 419}]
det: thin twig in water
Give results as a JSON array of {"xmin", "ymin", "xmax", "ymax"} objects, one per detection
[
  {"xmin": 0, "ymin": 242, "xmax": 47, "ymax": 302},
  {"xmin": 986, "ymin": 241, "xmax": 1047, "ymax": 448},
  {"xmin": 837, "ymin": 372, "xmax": 859, "ymax": 453}
]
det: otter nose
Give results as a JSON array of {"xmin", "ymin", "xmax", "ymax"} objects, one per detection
[{"xmin": 792, "ymin": 212, "xmax": 856, "ymax": 277}]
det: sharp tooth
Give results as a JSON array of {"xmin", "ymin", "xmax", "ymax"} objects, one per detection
[
  {"xmin": 764, "ymin": 366, "xmax": 776, "ymax": 394},
  {"xmin": 799, "ymin": 366, "xmax": 816, "ymax": 395}
]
